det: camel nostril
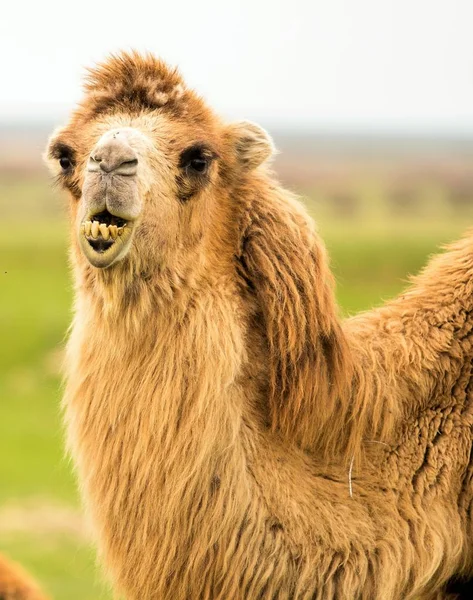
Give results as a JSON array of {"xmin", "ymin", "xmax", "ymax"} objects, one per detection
[
  {"xmin": 88, "ymin": 135, "xmax": 139, "ymax": 175},
  {"xmin": 97, "ymin": 157, "xmax": 138, "ymax": 175},
  {"xmin": 87, "ymin": 154, "xmax": 138, "ymax": 175}
]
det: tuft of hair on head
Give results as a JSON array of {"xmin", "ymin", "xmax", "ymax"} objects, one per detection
[
  {"xmin": 81, "ymin": 50, "xmax": 188, "ymax": 116},
  {"xmin": 227, "ymin": 121, "xmax": 276, "ymax": 171}
]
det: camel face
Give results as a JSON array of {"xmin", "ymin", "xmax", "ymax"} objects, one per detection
[
  {"xmin": 47, "ymin": 110, "xmax": 226, "ymax": 271},
  {"xmin": 45, "ymin": 52, "xmax": 275, "ymax": 275}
]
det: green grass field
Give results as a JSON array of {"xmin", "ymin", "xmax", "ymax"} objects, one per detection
[{"xmin": 0, "ymin": 177, "xmax": 470, "ymax": 598}]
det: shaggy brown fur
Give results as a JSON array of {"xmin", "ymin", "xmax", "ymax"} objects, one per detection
[
  {"xmin": 0, "ymin": 554, "xmax": 48, "ymax": 600},
  {"xmin": 45, "ymin": 51, "xmax": 473, "ymax": 599}
]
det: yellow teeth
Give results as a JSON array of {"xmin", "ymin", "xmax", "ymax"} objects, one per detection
[
  {"xmin": 99, "ymin": 223, "xmax": 110, "ymax": 240},
  {"xmin": 91, "ymin": 221, "xmax": 99, "ymax": 238},
  {"xmin": 82, "ymin": 220, "xmax": 126, "ymax": 242}
]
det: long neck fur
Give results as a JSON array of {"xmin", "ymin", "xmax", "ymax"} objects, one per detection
[
  {"xmin": 66, "ymin": 261, "xmax": 256, "ymax": 597},
  {"xmin": 64, "ymin": 174, "xmax": 355, "ymax": 596}
]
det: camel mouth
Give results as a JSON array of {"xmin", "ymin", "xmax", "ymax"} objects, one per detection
[{"xmin": 78, "ymin": 209, "xmax": 135, "ymax": 268}]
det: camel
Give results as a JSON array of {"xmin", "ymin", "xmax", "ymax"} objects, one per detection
[
  {"xmin": 44, "ymin": 51, "xmax": 473, "ymax": 599},
  {"xmin": 0, "ymin": 553, "xmax": 49, "ymax": 599}
]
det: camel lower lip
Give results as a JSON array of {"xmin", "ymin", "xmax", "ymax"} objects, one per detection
[
  {"xmin": 78, "ymin": 214, "xmax": 134, "ymax": 268},
  {"xmin": 86, "ymin": 235, "xmax": 116, "ymax": 254}
]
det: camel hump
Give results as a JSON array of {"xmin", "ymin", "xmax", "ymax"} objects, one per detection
[{"xmin": 0, "ymin": 553, "xmax": 49, "ymax": 600}]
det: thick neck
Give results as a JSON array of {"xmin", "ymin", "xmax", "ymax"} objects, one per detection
[{"xmin": 65, "ymin": 275, "xmax": 252, "ymax": 597}]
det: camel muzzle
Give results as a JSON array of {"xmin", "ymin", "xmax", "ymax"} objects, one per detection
[{"xmin": 77, "ymin": 129, "xmax": 146, "ymax": 268}]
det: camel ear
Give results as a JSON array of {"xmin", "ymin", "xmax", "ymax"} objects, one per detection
[
  {"xmin": 237, "ymin": 190, "xmax": 352, "ymax": 457},
  {"xmin": 43, "ymin": 126, "xmax": 72, "ymax": 176},
  {"xmin": 44, "ymin": 128, "xmax": 62, "ymax": 175},
  {"xmin": 228, "ymin": 121, "xmax": 275, "ymax": 171}
]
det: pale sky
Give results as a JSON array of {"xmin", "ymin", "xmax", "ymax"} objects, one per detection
[{"xmin": 2, "ymin": 0, "xmax": 473, "ymax": 133}]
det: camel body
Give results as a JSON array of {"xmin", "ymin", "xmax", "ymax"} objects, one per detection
[
  {"xmin": 45, "ymin": 52, "xmax": 473, "ymax": 599},
  {"xmin": 65, "ymin": 198, "xmax": 473, "ymax": 600}
]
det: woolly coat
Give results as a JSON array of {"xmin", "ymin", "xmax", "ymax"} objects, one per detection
[{"xmin": 46, "ymin": 52, "xmax": 473, "ymax": 599}]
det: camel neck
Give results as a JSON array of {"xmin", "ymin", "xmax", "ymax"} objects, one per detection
[{"xmin": 64, "ymin": 283, "xmax": 253, "ymax": 597}]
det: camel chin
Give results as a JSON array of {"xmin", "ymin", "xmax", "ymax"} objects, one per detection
[{"xmin": 78, "ymin": 209, "xmax": 135, "ymax": 268}]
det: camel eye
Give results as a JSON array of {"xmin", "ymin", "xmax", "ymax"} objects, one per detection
[
  {"xmin": 59, "ymin": 156, "xmax": 72, "ymax": 171},
  {"xmin": 189, "ymin": 157, "xmax": 208, "ymax": 173},
  {"xmin": 179, "ymin": 144, "xmax": 215, "ymax": 175}
]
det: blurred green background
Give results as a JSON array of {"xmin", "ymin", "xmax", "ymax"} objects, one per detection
[{"xmin": 1, "ymin": 130, "xmax": 472, "ymax": 599}]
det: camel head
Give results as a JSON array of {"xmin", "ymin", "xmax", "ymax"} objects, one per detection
[{"xmin": 45, "ymin": 51, "xmax": 274, "ymax": 272}]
